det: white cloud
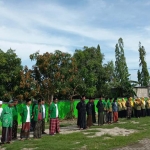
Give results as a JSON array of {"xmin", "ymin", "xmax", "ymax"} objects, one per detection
[{"xmin": 0, "ymin": 0, "xmax": 150, "ymax": 80}]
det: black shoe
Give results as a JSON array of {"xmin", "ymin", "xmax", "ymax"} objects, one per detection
[{"xmin": 42, "ymin": 132, "xmax": 47, "ymax": 134}]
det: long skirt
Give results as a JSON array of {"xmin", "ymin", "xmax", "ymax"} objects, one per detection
[
  {"xmin": 78, "ymin": 113, "xmax": 86, "ymax": 129},
  {"xmin": 87, "ymin": 115, "xmax": 92, "ymax": 127},
  {"xmin": 113, "ymin": 112, "xmax": 118, "ymax": 122},
  {"xmin": 20, "ymin": 122, "xmax": 30, "ymax": 139},
  {"xmin": 1, "ymin": 127, "xmax": 12, "ymax": 143},
  {"xmin": 42, "ymin": 119, "xmax": 45, "ymax": 133},
  {"xmin": 98, "ymin": 112, "xmax": 104, "ymax": 125},
  {"xmin": 34, "ymin": 120, "xmax": 42, "ymax": 138},
  {"xmin": 49, "ymin": 118, "xmax": 60, "ymax": 135},
  {"xmin": 12, "ymin": 120, "xmax": 18, "ymax": 139},
  {"xmin": 127, "ymin": 107, "xmax": 131, "ymax": 119}
]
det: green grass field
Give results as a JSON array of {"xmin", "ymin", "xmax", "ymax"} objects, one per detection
[{"xmin": 1, "ymin": 117, "xmax": 150, "ymax": 150}]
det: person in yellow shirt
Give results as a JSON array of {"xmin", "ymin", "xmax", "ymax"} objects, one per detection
[
  {"xmin": 141, "ymin": 97, "xmax": 146, "ymax": 117},
  {"xmin": 146, "ymin": 98, "xmax": 150, "ymax": 116},
  {"xmin": 121, "ymin": 98, "xmax": 126, "ymax": 118},
  {"xmin": 129, "ymin": 97, "xmax": 134, "ymax": 117},
  {"xmin": 117, "ymin": 99, "xmax": 122, "ymax": 118}
]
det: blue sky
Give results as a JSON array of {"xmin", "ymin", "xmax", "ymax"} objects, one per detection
[{"xmin": 0, "ymin": 0, "xmax": 150, "ymax": 80}]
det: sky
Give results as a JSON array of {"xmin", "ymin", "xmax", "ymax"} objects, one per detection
[{"xmin": 0, "ymin": 0, "xmax": 150, "ymax": 81}]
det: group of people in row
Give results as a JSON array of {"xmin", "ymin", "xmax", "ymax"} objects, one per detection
[
  {"xmin": 0, "ymin": 97, "xmax": 60, "ymax": 144},
  {"xmin": 76, "ymin": 96, "xmax": 150, "ymax": 129}
]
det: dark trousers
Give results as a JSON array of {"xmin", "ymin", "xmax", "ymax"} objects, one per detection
[
  {"xmin": 141, "ymin": 109, "xmax": 146, "ymax": 117},
  {"xmin": 12, "ymin": 120, "xmax": 18, "ymax": 139},
  {"xmin": 42, "ymin": 119, "xmax": 45, "ymax": 133},
  {"xmin": 107, "ymin": 112, "xmax": 112, "ymax": 123},
  {"xmin": 147, "ymin": 109, "xmax": 150, "ymax": 116},
  {"xmin": 137, "ymin": 110, "xmax": 141, "ymax": 118},
  {"xmin": 1, "ymin": 127, "xmax": 12, "ymax": 143}
]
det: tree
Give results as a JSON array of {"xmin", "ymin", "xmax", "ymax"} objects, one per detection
[
  {"xmin": 137, "ymin": 42, "xmax": 149, "ymax": 86},
  {"xmin": 113, "ymin": 38, "xmax": 135, "ymax": 97},
  {"xmin": 0, "ymin": 49, "xmax": 22, "ymax": 100},
  {"xmin": 73, "ymin": 45, "xmax": 105, "ymax": 98},
  {"xmin": 17, "ymin": 66, "xmax": 40, "ymax": 100}
]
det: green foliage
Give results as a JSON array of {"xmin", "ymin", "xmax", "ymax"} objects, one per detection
[
  {"xmin": 0, "ymin": 49, "xmax": 22, "ymax": 100},
  {"xmin": 73, "ymin": 45, "xmax": 111, "ymax": 98},
  {"xmin": 113, "ymin": 38, "xmax": 136, "ymax": 97},
  {"xmin": 137, "ymin": 42, "xmax": 149, "ymax": 86}
]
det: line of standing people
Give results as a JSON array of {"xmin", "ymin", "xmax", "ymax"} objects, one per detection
[{"xmin": 0, "ymin": 97, "xmax": 60, "ymax": 144}]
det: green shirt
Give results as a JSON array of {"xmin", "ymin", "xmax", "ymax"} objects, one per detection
[
  {"xmin": 12, "ymin": 105, "xmax": 18, "ymax": 121},
  {"xmin": 103, "ymin": 101, "xmax": 108, "ymax": 111},
  {"xmin": 33, "ymin": 105, "xmax": 43, "ymax": 121},
  {"xmin": 107, "ymin": 101, "xmax": 112, "ymax": 112},
  {"xmin": 1, "ymin": 106, "xmax": 13, "ymax": 127},
  {"xmin": 20, "ymin": 105, "xmax": 32, "ymax": 123},
  {"xmin": 49, "ymin": 102, "xmax": 59, "ymax": 119}
]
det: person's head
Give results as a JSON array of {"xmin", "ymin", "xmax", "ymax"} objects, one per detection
[
  {"xmin": 38, "ymin": 99, "xmax": 42, "ymax": 105},
  {"xmin": 113, "ymin": 98, "xmax": 117, "ymax": 102},
  {"xmin": 81, "ymin": 95, "xmax": 86, "ymax": 101},
  {"xmin": 8, "ymin": 100, "xmax": 14, "ymax": 107},
  {"xmin": 13, "ymin": 99, "xmax": 18, "ymax": 106},
  {"xmin": 41, "ymin": 99, "xmax": 45, "ymax": 105},
  {"xmin": 26, "ymin": 98, "xmax": 31, "ymax": 105},
  {"xmin": 99, "ymin": 96, "xmax": 103, "ymax": 101},
  {"xmin": 53, "ymin": 97, "xmax": 58, "ymax": 104},
  {"xmin": 0, "ymin": 101, "xmax": 3, "ymax": 107},
  {"xmin": 110, "ymin": 98, "xmax": 113, "ymax": 102},
  {"xmin": 89, "ymin": 98, "xmax": 92, "ymax": 103},
  {"xmin": 92, "ymin": 98, "xmax": 95, "ymax": 102}
]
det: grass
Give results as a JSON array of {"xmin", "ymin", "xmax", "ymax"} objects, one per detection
[{"xmin": 2, "ymin": 117, "xmax": 150, "ymax": 150}]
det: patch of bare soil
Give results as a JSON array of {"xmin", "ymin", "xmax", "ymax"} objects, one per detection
[{"xmin": 84, "ymin": 127, "xmax": 136, "ymax": 138}]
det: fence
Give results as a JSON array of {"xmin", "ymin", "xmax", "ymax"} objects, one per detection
[{"xmin": 0, "ymin": 98, "xmax": 128, "ymax": 126}]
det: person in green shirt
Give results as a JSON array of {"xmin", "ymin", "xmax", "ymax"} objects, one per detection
[
  {"xmin": 33, "ymin": 99, "xmax": 43, "ymax": 139},
  {"xmin": 12, "ymin": 98, "xmax": 18, "ymax": 140},
  {"xmin": 1, "ymin": 100, "xmax": 14, "ymax": 144},
  {"xmin": 49, "ymin": 97, "xmax": 60, "ymax": 135},
  {"xmin": 103, "ymin": 98, "xmax": 108, "ymax": 124},
  {"xmin": 20, "ymin": 98, "xmax": 32, "ymax": 140}
]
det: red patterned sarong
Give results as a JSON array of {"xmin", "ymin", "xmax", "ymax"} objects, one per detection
[
  {"xmin": 49, "ymin": 118, "xmax": 60, "ymax": 135},
  {"xmin": 22, "ymin": 122, "xmax": 30, "ymax": 131}
]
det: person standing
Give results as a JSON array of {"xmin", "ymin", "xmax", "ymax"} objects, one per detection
[
  {"xmin": 141, "ymin": 97, "xmax": 146, "ymax": 117},
  {"xmin": 96, "ymin": 96, "xmax": 104, "ymax": 126},
  {"xmin": 121, "ymin": 98, "xmax": 127, "ymax": 118},
  {"xmin": 103, "ymin": 98, "xmax": 108, "ymax": 124},
  {"xmin": 20, "ymin": 98, "xmax": 32, "ymax": 140},
  {"xmin": 49, "ymin": 97, "xmax": 60, "ymax": 135},
  {"xmin": 91, "ymin": 98, "xmax": 96, "ymax": 124},
  {"xmin": 117, "ymin": 99, "xmax": 122, "ymax": 118},
  {"xmin": 12, "ymin": 99, "xmax": 18, "ymax": 140},
  {"xmin": 1, "ymin": 100, "xmax": 14, "ymax": 144},
  {"xmin": 0, "ymin": 101, "xmax": 3, "ymax": 119},
  {"xmin": 33, "ymin": 99, "xmax": 43, "ymax": 138},
  {"xmin": 126, "ymin": 98, "xmax": 132, "ymax": 119},
  {"xmin": 76, "ymin": 95, "xmax": 87, "ymax": 130},
  {"xmin": 146, "ymin": 98, "xmax": 150, "ymax": 116},
  {"xmin": 107, "ymin": 98, "xmax": 113, "ymax": 124},
  {"xmin": 86, "ymin": 98, "xmax": 93, "ymax": 128},
  {"xmin": 136, "ymin": 98, "xmax": 142, "ymax": 118},
  {"xmin": 112, "ymin": 99, "xmax": 118, "ymax": 122},
  {"xmin": 42, "ymin": 99, "xmax": 46, "ymax": 134}
]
